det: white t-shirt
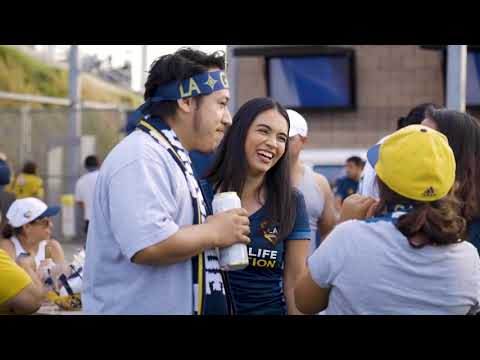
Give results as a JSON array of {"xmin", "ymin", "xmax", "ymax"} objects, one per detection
[
  {"xmin": 357, "ymin": 135, "xmax": 389, "ymax": 200},
  {"xmin": 357, "ymin": 160, "xmax": 379, "ymax": 199},
  {"xmin": 75, "ymin": 170, "xmax": 99, "ymax": 221},
  {"xmin": 308, "ymin": 219, "xmax": 480, "ymax": 315},
  {"xmin": 82, "ymin": 130, "xmax": 194, "ymax": 315}
]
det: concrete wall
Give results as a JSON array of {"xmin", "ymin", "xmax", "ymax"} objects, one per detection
[{"xmin": 236, "ymin": 45, "xmax": 445, "ymax": 149}]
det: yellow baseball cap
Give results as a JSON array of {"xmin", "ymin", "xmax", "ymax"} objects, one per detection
[{"xmin": 367, "ymin": 125, "xmax": 456, "ymax": 202}]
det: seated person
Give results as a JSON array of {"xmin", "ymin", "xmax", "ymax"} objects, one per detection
[
  {"xmin": 0, "ymin": 250, "xmax": 46, "ymax": 314},
  {"xmin": 0, "ymin": 198, "xmax": 64, "ymax": 269}
]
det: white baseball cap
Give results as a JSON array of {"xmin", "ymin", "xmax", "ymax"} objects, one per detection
[
  {"xmin": 287, "ymin": 109, "xmax": 308, "ymax": 138},
  {"xmin": 6, "ymin": 197, "xmax": 60, "ymax": 228}
]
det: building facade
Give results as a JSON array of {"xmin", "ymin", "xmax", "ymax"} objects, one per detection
[{"xmin": 231, "ymin": 45, "xmax": 478, "ymax": 149}]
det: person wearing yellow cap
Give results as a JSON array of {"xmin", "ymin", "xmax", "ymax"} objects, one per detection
[
  {"xmin": 294, "ymin": 125, "xmax": 480, "ymax": 315},
  {"xmin": 358, "ymin": 103, "xmax": 442, "ymax": 199}
]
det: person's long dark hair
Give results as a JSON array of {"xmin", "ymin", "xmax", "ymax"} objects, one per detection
[
  {"xmin": 1, "ymin": 223, "xmax": 23, "ymax": 239},
  {"xmin": 425, "ymin": 107, "xmax": 480, "ymax": 224},
  {"xmin": 206, "ymin": 97, "xmax": 296, "ymax": 244}
]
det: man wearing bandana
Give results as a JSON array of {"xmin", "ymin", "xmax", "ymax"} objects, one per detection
[{"xmin": 82, "ymin": 48, "xmax": 251, "ymax": 315}]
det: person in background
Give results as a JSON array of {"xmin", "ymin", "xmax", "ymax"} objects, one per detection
[
  {"xmin": 0, "ymin": 152, "xmax": 15, "ymax": 188},
  {"xmin": 0, "ymin": 154, "xmax": 15, "ymax": 228},
  {"xmin": 9, "ymin": 161, "xmax": 45, "ymax": 200},
  {"xmin": 421, "ymin": 107, "xmax": 480, "ymax": 252},
  {"xmin": 75, "ymin": 155, "xmax": 100, "ymax": 236},
  {"xmin": 295, "ymin": 125, "xmax": 480, "ymax": 315},
  {"xmin": 0, "ymin": 152, "xmax": 10, "ymax": 181},
  {"xmin": 333, "ymin": 156, "xmax": 364, "ymax": 211},
  {"xmin": 0, "ymin": 249, "xmax": 47, "ymax": 314},
  {"xmin": 0, "ymin": 198, "xmax": 64, "ymax": 269},
  {"xmin": 287, "ymin": 109, "xmax": 336, "ymax": 254},
  {"xmin": 202, "ymin": 98, "xmax": 311, "ymax": 315},
  {"xmin": 358, "ymin": 103, "xmax": 442, "ymax": 199}
]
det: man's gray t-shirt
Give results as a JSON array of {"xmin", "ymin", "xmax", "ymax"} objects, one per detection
[
  {"xmin": 83, "ymin": 130, "xmax": 194, "ymax": 314},
  {"xmin": 308, "ymin": 219, "xmax": 480, "ymax": 315}
]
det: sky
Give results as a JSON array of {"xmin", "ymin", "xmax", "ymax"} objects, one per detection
[{"xmin": 39, "ymin": 45, "xmax": 226, "ymax": 92}]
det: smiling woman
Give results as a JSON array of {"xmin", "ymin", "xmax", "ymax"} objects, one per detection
[
  {"xmin": 245, "ymin": 112, "xmax": 289, "ymax": 177},
  {"xmin": 202, "ymin": 97, "xmax": 311, "ymax": 315}
]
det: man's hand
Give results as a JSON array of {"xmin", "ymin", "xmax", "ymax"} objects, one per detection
[
  {"xmin": 339, "ymin": 194, "xmax": 378, "ymax": 223},
  {"xmin": 132, "ymin": 209, "xmax": 251, "ymax": 266},
  {"xmin": 206, "ymin": 208, "xmax": 251, "ymax": 249}
]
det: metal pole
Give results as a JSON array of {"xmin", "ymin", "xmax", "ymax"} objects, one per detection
[
  {"xmin": 21, "ymin": 105, "xmax": 32, "ymax": 162},
  {"xmin": 446, "ymin": 45, "xmax": 468, "ymax": 111},
  {"xmin": 47, "ymin": 45, "xmax": 56, "ymax": 61},
  {"xmin": 141, "ymin": 45, "xmax": 148, "ymax": 91},
  {"xmin": 19, "ymin": 105, "xmax": 29, "ymax": 167},
  {"xmin": 67, "ymin": 45, "xmax": 82, "ymax": 194},
  {"xmin": 226, "ymin": 45, "xmax": 239, "ymax": 113}
]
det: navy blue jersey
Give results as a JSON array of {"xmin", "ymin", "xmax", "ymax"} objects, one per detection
[
  {"xmin": 200, "ymin": 181, "xmax": 310, "ymax": 315},
  {"xmin": 189, "ymin": 151, "xmax": 215, "ymax": 180},
  {"xmin": 334, "ymin": 176, "xmax": 359, "ymax": 201},
  {"xmin": 0, "ymin": 160, "xmax": 11, "ymax": 186}
]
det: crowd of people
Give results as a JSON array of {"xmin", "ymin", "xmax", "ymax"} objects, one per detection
[{"xmin": 1, "ymin": 46, "xmax": 480, "ymax": 315}]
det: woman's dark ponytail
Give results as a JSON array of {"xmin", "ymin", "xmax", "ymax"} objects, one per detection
[
  {"xmin": 376, "ymin": 179, "xmax": 466, "ymax": 248},
  {"xmin": 2, "ymin": 223, "xmax": 14, "ymax": 238},
  {"xmin": 1, "ymin": 223, "xmax": 22, "ymax": 239},
  {"xmin": 397, "ymin": 201, "xmax": 466, "ymax": 248}
]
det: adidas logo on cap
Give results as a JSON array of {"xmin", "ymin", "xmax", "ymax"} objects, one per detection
[{"xmin": 423, "ymin": 187, "xmax": 436, "ymax": 197}]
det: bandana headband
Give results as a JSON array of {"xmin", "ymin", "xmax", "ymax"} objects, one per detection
[{"xmin": 128, "ymin": 70, "xmax": 229, "ymax": 125}]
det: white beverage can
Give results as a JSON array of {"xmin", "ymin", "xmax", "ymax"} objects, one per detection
[{"xmin": 212, "ymin": 192, "xmax": 249, "ymax": 271}]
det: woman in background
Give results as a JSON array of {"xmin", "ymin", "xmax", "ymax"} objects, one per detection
[
  {"xmin": 421, "ymin": 107, "xmax": 480, "ymax": 251},
  {"xmin": 0, "ymin": 197, "xmax": 64, "ymax": 271}
]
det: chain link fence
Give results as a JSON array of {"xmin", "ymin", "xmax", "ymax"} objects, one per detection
[{"xmin": 0, "ymin": 107, "xmax": 128, "ymax": 242}]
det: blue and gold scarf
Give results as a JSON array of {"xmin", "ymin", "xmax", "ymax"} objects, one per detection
[{"xmin": 136, "ymin": 116, "xmax": 233, "ymax": 315}]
